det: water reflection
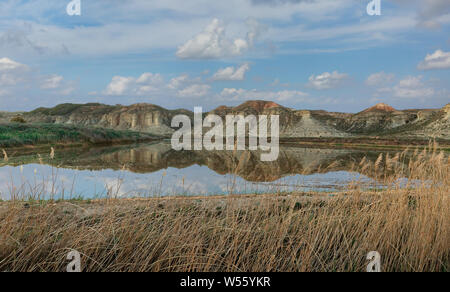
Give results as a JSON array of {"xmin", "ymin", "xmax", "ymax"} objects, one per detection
[{"xmin": 0, "ymin": 142, "xmax": 402, "ymax": 199}]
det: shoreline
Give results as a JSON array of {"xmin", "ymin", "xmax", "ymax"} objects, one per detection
[
  {"xmin": 0, "ymin": 122, "xmax": 165, "ymax": 154},
  {"xmin": 0, "ymin": 137, "xmax": 163, "ymax": 155},
  {"xmin": 2, "ymin": 135, "xmax": 449, "ymax": 153},
  {"xmin": 0, "ymin": 187, "xmax": 447, "ymax": 272},
  {"xmin": 0, "ymin": 191, "xmax": 338, "ymax": 203},
  {"xmin": 0, "ymin": 146, "xmax": 447, "ymax": 272}
]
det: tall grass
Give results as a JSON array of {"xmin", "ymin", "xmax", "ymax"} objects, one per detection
[
  {"xmin": 0, "ymin": 123, "xmax": 155, "ymax": 147},
  {"xmin": 0, "ymin": 143, "xmax": 448, "ymax": 272}
]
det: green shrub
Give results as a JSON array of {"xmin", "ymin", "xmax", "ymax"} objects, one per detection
[{"xmin": 10, "ymin": 116, "xmax": 26, "ymax": 124}]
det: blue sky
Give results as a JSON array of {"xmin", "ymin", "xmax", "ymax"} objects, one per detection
[{"xmin": 0, "ymin": 0, "xmax": 449, "ymax": 112}]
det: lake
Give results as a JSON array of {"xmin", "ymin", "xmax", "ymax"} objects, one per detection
[{"xmin": 0, "ymin": 142, "xmax": 401, "ymax": 200}]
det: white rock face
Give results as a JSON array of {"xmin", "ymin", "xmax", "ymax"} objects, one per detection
[
  {"xmin": 444, "ymin": 104, "xmax": 450, "ymax": 119},
  {"xmin": 286, "ymin": 111, "xmax": 348, "ymax": 138},
  {"xmin": 4, "ymin": 101, "xmax": 449, "ymax": 140}
]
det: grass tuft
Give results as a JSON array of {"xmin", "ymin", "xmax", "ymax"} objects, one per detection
[{"xmin": 0, "ymin": 143, "xmax": 448, "ymax": 272}]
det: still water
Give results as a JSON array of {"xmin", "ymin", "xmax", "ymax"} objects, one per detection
[{"xmin": 0, "ymin": 142, "xmax": 398, "ymax": 200}]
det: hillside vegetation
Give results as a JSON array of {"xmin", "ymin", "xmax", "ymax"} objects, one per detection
[
  {"xmin": 10, "ymin": 101, "xmax": 450, "ymax": 140},
  {"xmin": 0, "ymin": 123, "xmax": 159, "ymax": 148}
]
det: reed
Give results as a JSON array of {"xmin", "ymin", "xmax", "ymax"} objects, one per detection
[{"xmin": 0, "ymin": 144, "xmax": 448, "ymax": 272}]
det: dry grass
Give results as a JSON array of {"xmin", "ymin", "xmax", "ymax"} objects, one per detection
[{"xmin": 0, "ymin": 143, "xmax": 448, "ymax": 272}]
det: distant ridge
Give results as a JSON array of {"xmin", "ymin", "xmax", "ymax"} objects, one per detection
[
  {"xmin": 361, "ymin": 103, "xmax": 396, "ymax": 113},
  {"xmin": 1, "ymin": 100, "xmax": 448, "ymax": 140},
  {"xmin": 214, "ymin": 100, "xmax": 283, "ymax": 113},
  {"xmin": 233, "ymin": 100, "xmax": 282, "ymax": 111}
]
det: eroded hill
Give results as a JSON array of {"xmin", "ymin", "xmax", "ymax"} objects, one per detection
[{"xmin": 2, "ymin": 101, "xmax": 449, "ymax": 140}]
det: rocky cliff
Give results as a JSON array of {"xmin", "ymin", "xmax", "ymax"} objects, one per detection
[
  {"xmin": 210, "ymin": 101, "xmax": 348, "ymax": 138},
  {"xmin": 7, "ymin": 101, "xmax": 449, "ymax": 140},
  {"xmin": 23, "ymin": 103, "xmax": 192, "ymax": 137}
]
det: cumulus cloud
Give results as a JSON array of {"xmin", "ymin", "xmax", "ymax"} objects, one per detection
[
  {"xmin": 220, "ymin": 87, "xmax": 308, "ymax": 102},
  {"xmin": 418, "ymin": 50, "xmax": 450, "ymax": 70},
  {"xmin": 379, "ymin": 76, "xmax": 435, "ymax": 99},
  {"xmin": 136, "ymin": 72, "xmax": 164, "ymax": 84},
  {"xmin": 307, "ymin": 71, "xmax": 348, "ymax": 90},
  {"xmin": 0, "ymin": 57, "xmax": 28, "ymax": 71},
  {"xmin": 39, "ymin": 74, "xmax": 75, "ymax": 95},
  {"xmin": 102, "ymin": 71, "xmax": 310, "ymax": 102},
  {"xmin": 212, "ymin": 63, "xmax": 250, "ymax": 81},
  {"xmin": 176, "ymin": 19, "xmax": 262, "ymax": 59},
  {"xmin": 135, "ymin": 73, "xmax": 164, "ymax": 95},
  {"xmin": 40, "ymin": 75, "xmax": 64, "ymax": 89},
  {"xmin": 103, "ymin": 72, "xmax": 211, "ymax": 99},
  {"xmin": 177, "ymin": 84, "xmax": 211, "ymax": 98},
  {"xmin": 104, "ymin": 76, "xmax": 135, "ymax": 96},
  {"xmin": 0, "ymin": 0, "xmax": 442, "ymax": 61},
  {"xmin": 366, "ymin": 72, "xmax": 395, "ymax": 86},
  {"xmin": 0, "ymin": 57, "xmax": 29, "ymax": 86},
  {"xmin": 168, "ymin": 74, "xmax": 192, "ymax": 90},
  {"xmin": 103, "ymin": 73, "xmax": 166, "ymax": 96},
  {"xmin": 0, "ymin": 57, "xmax": 77, "ymax": 109}
]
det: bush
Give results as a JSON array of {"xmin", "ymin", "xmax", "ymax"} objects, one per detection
[{"xmin": 10, "ymin": 116, "xmax": 26, "ymax": 124}]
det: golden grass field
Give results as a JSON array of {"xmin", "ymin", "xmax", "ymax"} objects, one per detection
[{"xmin": 0, "ymin": 143, "xmax": 448, "ymax": 272}]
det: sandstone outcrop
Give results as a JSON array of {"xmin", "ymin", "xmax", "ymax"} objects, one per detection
[{"xmin": 9, "ymin": 100, "xmax": 449, "ymax": 140}]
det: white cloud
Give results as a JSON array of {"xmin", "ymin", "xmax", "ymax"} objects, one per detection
[
  {"xmin": 212, "ymin": 63, "xmax": 250, "ymax": 81},
  {"xmin": 220, "ymin": 88, "xmax": 248, "ymax": 98},
  {"xmin": 177, "ymin": 84, "xmax": 211, "ymax": 98},
  {"xmin": 418, "ymin": 50, "xmax": 450, "ymax": 70},
  {"xmin": 0, "ymin": 57, "xmax": 77, "ymax": 109},
  {"xmin": 168, "ymin": 74, "xmax": 191, "ymax": 90},
  {"xmin": 135, "ymin": 85, "xmax": 158, "ymax": 95},
  {"xmin": 103, "ymin": 72, "xmax": 211, "ymax": 99},
  {"xmin": 0, "ymin": 57, "xmax": 29, "ymax": 86},
  {"xmin": 59, "ymin": 86, "xmax": 76, "ymax": 96},
  {"xmin": 136, "ymin": 72, "xmax": 164, "ymax": 84},
  {"xmin": 101, "ymin": 72, "xmax": 309, "ymax": 102},
  {"xmin": 0, "ymin": 73, "xmax": 20, "ymax": 86},
  {"xmin": 104, "ymin": 73, "xmax": 165, "ymax": 96},
  {"xmin": 40, "ymin": 75, "xmax": 63, "ymax": 89},
  {"xmin": 381, "ymin": 76, "xmax": 435, "ymax": 99},
  {"xmin": 135, "ymin": 73, "xmax": 164, "ymax": 95},
  {"xmin": 220, "ymin": 88, "xmax": 308, "ymax": 102},
  {"xmin": 307, "ymin": 71, "xmax": 348, "ymax": 90},
  {"xmin": 0, "ymin": 57, "xmax": 28, "ymax": 71},
  {"xmin": 366, "ymin": 72, "xmax": 395, "ymax": 86},
  {"xmin": 104, "ymin": 76, "xmax": 135, "ymax": 96},
  {"xmin": 176, "ymin": 19, "xmax": 258, "ymax": 59},
  {"xmin": 0, "ymin": 0, "xmax": 438, "ymax": 60},
  {"xmin": 40, "ymin": 74, "xmax": 75, "ymax": 95}
]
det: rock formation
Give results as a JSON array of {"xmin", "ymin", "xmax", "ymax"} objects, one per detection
[{"xmin": 6, "ymin": 100, "xmax": 447, "ymax": 140}]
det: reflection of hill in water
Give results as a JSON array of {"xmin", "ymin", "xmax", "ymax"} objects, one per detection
[{"xmin": 37, "ymin": 142, "xmax": 399, "ymax": 182}]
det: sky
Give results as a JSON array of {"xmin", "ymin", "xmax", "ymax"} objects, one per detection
[{"xmin": 0, "ymin": 0, "xmax": 449, "ymax": 112}]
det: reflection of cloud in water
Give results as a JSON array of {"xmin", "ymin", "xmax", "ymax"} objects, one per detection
[
  {"xmin": 0, "ymin": 143, "xmax": 404, "ymax": 200},
  {"xmin": 0, "ymin": 164, "xmax": 375, "ymax": 200}
]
